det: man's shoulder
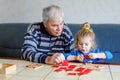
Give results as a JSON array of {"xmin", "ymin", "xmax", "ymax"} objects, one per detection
[
  {"xmin": 63, "ymin": 24, "xmax": 71, "ymax": 32},
  {"xmin": 62, "ymin": 24, "xmax": 73, "ymax": 36},
  {"xmin": 63, "ymin": 24, "xmax": 70, "ymax": 30},
  {"xmin": 30, "ymin": 22, "xmax": 43, "ymax": 28},
  {"xmin": 27, "ymin": 22, "xmax": 43, "ymax": 31}
]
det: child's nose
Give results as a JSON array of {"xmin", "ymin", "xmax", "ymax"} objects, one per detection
[{"xmin": 82, "ymin": 44, "xmax": 85, "ymax": 48}]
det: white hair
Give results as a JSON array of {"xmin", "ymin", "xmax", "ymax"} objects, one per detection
[{"xmin": 42, "ymin": 5, "xmax": 64, "ymax": 23}]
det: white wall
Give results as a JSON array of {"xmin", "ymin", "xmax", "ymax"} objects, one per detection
[{"xmin": 0, "ymin": 0, "xmax": 120, "ymax": 24}]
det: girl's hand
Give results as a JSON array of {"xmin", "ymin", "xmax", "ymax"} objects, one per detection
[
  {"xmin": 77, "ymin": 54, "xmax": 84, "ymax": 62},
  {"xmin": 89, "ymin": 52, "xmax": 106, "ymax": 59},
  {"xmin": 89, "ymin": 53, "xmax": 98, "ymax": 59}
]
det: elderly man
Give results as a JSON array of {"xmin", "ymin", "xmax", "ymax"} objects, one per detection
[{"xmin": 22, "ymin": 5, "xmax": 74, "ymax": 65}]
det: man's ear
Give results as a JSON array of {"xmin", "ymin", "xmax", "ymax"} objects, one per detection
[{"xmin": 43, "ymin": 22, "xmax": 46, "ymax": 28}]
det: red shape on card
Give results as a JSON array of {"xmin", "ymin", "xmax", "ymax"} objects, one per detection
[
  {"xmin": 83, "ymin": 69, "xmax": 92, "ymax": 74},
  {"xmin": 65, "ymin": 68, "xmax": 74, "ymax": 71},
  {"xmin": 84, "ymin": 54, "xmax": 89, "ymax": 59},
  {"xmin": 65, "ymin": 65, "xmax": 76, "ymax": 71},
  {"xmin": 75, "ymin": 67, "xmax": 85, "ymax": 72},
  {"xmin": 54, "ymin": 69, "xmax": 62, "ymax": 72},
  {"xmin": 78, "ymin": 68, "xmax": 92, "ymax": 75},
  {"xmin": 68, "ymin": 72, "xmax": 77, "ymax": 76},
  {"xmin": 61, "ymin": 60, "xmax": 68, "ymax": 66},
  {"xmin": 68, "ymin": 65, "xmax": 76, "ymax": 69},
  {"xmin": 59, "ymin": 66, "xmax": 67, "ymax": 70},
  {"xmin": 52, "ymin": 65, "xmax": 59, "ymax": 68}
]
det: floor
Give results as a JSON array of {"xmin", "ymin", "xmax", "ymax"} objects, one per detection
[{"xmin": 0, "ymin": 58, "xmax": 120, "ymax": 80}]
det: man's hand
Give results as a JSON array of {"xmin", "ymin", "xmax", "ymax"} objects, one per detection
[{"xmin": 45, "ymin": 53, "xmax": 65, "ymax": 65}]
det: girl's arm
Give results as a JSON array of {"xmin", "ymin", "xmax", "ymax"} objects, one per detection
[
  {"xmin": 89, "ymin": 53, "xmax": 106, "ymax": 59},
  {"xmin": 63, "ymin": 50, "xmax": 80, "ymax": 61},
  {"xmin": 89, "ymin": 51, "xmax": 113, "ymax": 60}
]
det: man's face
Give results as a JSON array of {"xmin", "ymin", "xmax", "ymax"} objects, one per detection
[{"xmin": 44, "ymin": 17, "xmax": 64, "ymax": 36}]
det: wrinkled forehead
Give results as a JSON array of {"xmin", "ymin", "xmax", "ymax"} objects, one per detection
[
  {"xmin": 50, "ymin": 10, "xmax": 64, "ymax": 23},
  {"xmin": 52, "ymin": 16, "xmax": 63, "ymax": 23}
]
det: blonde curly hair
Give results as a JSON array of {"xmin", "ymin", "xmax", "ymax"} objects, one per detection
[{"xmin": 74, "ymin": 22, "xmax": 96, "ymax": 49}]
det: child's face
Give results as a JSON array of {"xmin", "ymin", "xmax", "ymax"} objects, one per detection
[{"xmin": 77, "ymin": 36, "xmax": 92, "ymax": 53}]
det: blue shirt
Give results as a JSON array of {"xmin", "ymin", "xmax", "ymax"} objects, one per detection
[
  {"xmin": 21, "ymin": 22, "xmax": 74, "ymax": 63},
  {"xmin": 63, "ymin": 49, "xmax": 113, "ymax": 62}
]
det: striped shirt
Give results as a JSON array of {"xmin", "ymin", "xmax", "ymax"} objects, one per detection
[{"xmin": 21, "ymin": 22, "xmax": 74, "ymax": 63}]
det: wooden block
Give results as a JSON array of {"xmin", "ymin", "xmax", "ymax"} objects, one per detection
[{"xmin": 0, "ymin": 63, "xmax": 16, "ymax": 74}]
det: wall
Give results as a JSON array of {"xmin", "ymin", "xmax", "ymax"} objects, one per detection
[{"xmin": 0, "ymin": 0, "xmax": 120, "ymax": 24}]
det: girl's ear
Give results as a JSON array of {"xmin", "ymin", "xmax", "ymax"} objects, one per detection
[{"xmin": 91, "ymin": 40, "xmax": 95, "ymax": 49}]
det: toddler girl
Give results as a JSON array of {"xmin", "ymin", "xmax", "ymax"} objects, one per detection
[{"xmin": 63, "ymin": 22, "xmax": 113, "ymax": 63}]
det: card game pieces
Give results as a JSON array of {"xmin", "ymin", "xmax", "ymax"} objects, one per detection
[
  {"xmin": 52, "ymin": 65, "xmax": 59, "ymax": 68},
  {"xmin": 94, "ymin": 65, "xmax": 104, "ymax": 71},
  {"xmin": 76, "ymin": 68, "xmax": 92, "ymax": 76},
  {"xmin": 75, "ymin": 67, "xmax": 85, "ymax": 72},
  {"xmin": 54, "ymin": 68, "xmax": 63, "ymax": 72},
  {"xmin": 68, "ymin": 65, "xmax": 76, "ymax": 69},
  {"xmin": 65, "ymin": 65, "xmax": 76, "ymax": 71},
  {"xmin": 84, "ymin": 54, "xmax": 90, "ymax": 59},
  {"xmin": 95, "ymin": 65, "xmax": 104, "ymax": 69},
  {"xmin": 61, "ymin": 60, "xmax": 68, "ymax": 66},
  {"xmin": 67, "ymin": 72, "xmax": 77, "ymax": 76},
  {"xmin": 26, "ymin": 63, "xmax": 42, "ymax": 70},
  {"xmin": 52, "ymin": 61, "xmax": 92, "ymax": 76}
]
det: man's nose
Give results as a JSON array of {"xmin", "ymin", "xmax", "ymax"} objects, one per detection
[{"xmin": 57, "ymin": 26, "xmax": 61, "ymax": 31}]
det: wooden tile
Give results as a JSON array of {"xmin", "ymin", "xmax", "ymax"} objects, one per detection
[{"xmin": 0, "ymin": 63, "xmax": 16, "ymax": 74}]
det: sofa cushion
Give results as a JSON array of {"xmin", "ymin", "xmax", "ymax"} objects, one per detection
[
  {"xmin": 0, "ymin": 23, "xmax": 29, "ymax": 58},
  {"xmin": 104, "ymin": 52, "xmax": 120, "ymax": 64},
  {"xmin": 67, "ymin": 24, "xmax": 120, "ymax": 53}
]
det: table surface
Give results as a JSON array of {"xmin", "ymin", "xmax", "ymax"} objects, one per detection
[{"xmin": 0, "ymin": 58, "xmax": 120, "ymax": 80}]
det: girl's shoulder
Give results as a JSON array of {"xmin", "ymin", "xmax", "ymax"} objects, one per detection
[{"xmin": 90, "ymin": 48, "xmax": 100, "ymax": 53}]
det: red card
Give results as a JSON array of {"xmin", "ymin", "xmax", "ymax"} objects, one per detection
[
  {"xmin": 84, "ymin": 54, "xmax": 89, "ymax": 59},
  {"xmin": 65, "ymin": 68, "xmax": 74, "ymax": 71},
  {"xmin": 54, "ymin": 69, "xmax": 62, "ymax": 72},
  {"xmin": 68, "ymin": 65, "xmax": 76, "ymax": 69},
  {"xmin": 68, "ymin": 72, "xmax": 77, "ymax": 76},
  {"xmin": 59, "ymin": 66, "xmax": 67, "ymax": 70},
  {"xmin": 75, "ymin": 67, "xmax": 85, "ymax": 72},
  {"xmin": 78, "ymin": 68, "xmax": 92, "ymax": 75},
  {"xmin": 83, "ymin": 69, "xmax": 92, "ymax": 74},
  {"xmin": 52, "ymin": 65, "xmax": 59, "ymax": 68},
  {"xmin": 61, "ymin": 60, "xmax": 68, "ymax": 66}
]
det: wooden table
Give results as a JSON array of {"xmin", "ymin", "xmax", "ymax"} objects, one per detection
[{"xmin": 0, "ymin": 58, "xmax": 120, "ymax": 80}]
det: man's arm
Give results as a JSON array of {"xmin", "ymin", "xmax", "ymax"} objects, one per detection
[{"xmin": 21, "ymin": 25, "xmax": 47, "ymax": 63}]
